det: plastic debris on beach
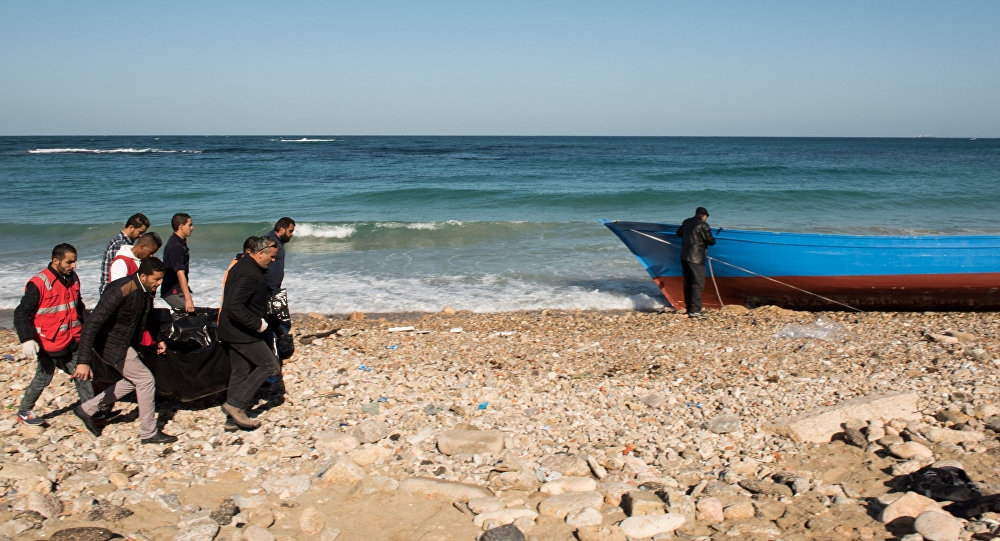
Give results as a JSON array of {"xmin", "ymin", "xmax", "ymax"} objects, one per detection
[
  {"xmin": 357, "ymin": 364, "xmax": 372, "ymax": 372},
  {"xmin": 387, "ymin": 326, "xmax": 414, "ymax": 333},
  {"xmin": 774, "ymin": 317, "xmax": 847, "ymax": 341},
  {"xmin": 477, "ymin": 402, "xmax": 488, "ymax": 410}
]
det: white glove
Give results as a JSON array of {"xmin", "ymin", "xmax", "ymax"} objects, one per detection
[
  {"xmin": 21, "ymin": 340, "xmax": 40, "ymax": 359},
  {"xmin": 258, "ymin": 319, "xmax": 269, "ymax": 333}
]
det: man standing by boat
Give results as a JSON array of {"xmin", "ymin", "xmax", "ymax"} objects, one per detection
[{"xmin": 676, "ymin": 207, "xmax": 716, "ymax": 319}]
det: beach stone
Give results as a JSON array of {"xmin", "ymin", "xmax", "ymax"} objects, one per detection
[
  {"xmin": 352, "ymin": 419, "xmax": 389, "ymax": 443},
  {"xmin": 299, "ymin": 506, "xmax": 326, "ymax": 535},
  {"xmin": 473, "ymin": 508, "xmax": 538, "ymax": 529},
  {"xmin": 242, "ymin": 525, "xmax": 276, "ymax": 541},
  {"xmin": 537, "ymin": 491, "xmax": 604, "ymax": 519},
  {"xmin": 1, "ymin": 511, "xmax": 45, "ymax": 536},
  {"xmin": 174, "ymin": 513, "xmax": 220, "ymax": 541},
  {"xmin": 914, "ymin": 510, "xmax": 963, "ymax": 541},
  {"xmin": 437, "ymin": 429, "xmax": 505, "ymax": 456},
  {"xmin": 696, "ymin": 497, "xmax": 725, "ymax": 523},
  {"xmin": 707, "ymin": 414, "xmax": 741, "ymax": 434},
  {"xmin": 925, "ymin": 428, "xmax": 985, "ymax": 444},
  {"xmin": 399, "ymin": 477, "xmax": 493, "ymax": 502},
  {"xmin": 618, "ymin": 513, "xmax": 686, "ymax": 538},
  {"xmin": 575, "ymin": 525, "xmax": 627, "ymax": 541},
  {"xmin": 768, "ymin": 392, "xmax": 919, "ymax": 443},
  {"xmin": 739, "ymin": 478, "xmax": 794, "ymax": 498},
  {"xmin": 348, "ymin": 443, "xmax": 393, "ymax": 466},
  {"xmin": 0, "ymin": 461, "xmax": 48, "ymax": 479},
  {"xmin": 621, "ymin": 490, "xmax": 665, "ymax": 516},
  {"xmin": 313, "ymin": 431, "xmax": 361, "ymax": 453},
  {"xmin": 888, "ymin": 441, "xmax": 934, "ymax": 460},
  {"xmin": 349, "ymin": 475, "xmax": 400, "ymax": 495},
  {"xmin": 566, "ymin": 507, "xmax": 603, "ymax": 528},
  {"xmin": 210, "ymin": 498, "xmax": 239, "ymax": 525},
  {"xmin": 231, "ymin": 494, "xmax": 269, "ymax": 510},
  {"xmin": 880, "ymin": 492, "xmax": 941, "ymax": 524},
  {"xmin": 87, "ymin": 502, "xmax": 133, "ymax": 522},
  {"xmin": 48, "ymin": 527, "xmax": 120, "ymax": 541},
  {"xmin": 478, "ymin": 523, "xmax": 525, "ymax": 541},
  {"xmin": 20, "ymin": 491, "xmax": 63, "ymax": 518},
  {"xmin": 539, "ymin": 476, "xmax": 597, "ymax": 495},
  {"xmin": 538, "ymin": 453, "xmax": 590, "ymax": 476},
  {"xmin": 261, "ymin": 474, "xmax": 311, "ymax": 498},
  {"xmin": 723, "ymin": 500, "xmax": 756, "ymax": 521},
  {"xmin": 320, "ymin": 455, "xmax": 367, "ymax": 485},
  {"xmin": 468, "ymin": 498, "xmax": 506, "ymax": 514}
]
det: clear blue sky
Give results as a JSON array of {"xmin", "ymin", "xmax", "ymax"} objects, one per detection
[{"xmin": 2, "ymin": 1, "xmax": 998, "ymax": 137}]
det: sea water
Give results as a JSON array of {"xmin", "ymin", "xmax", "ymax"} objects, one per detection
[{"xmin": 2, "ymin": 136, "xmax": 998, "ymax": 315}]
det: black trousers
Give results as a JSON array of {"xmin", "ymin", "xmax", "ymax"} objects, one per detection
[
  {"xmin": 224, "ymin": 340, "xmax": 280, "ymax": 410},
  {"xmin": 681, "ymin": 260, "xmax": 706, "ymax": 314}
]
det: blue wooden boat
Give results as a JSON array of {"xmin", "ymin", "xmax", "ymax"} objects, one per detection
[{"xmin": 602, "ymin": 220, "xmax": 1000, "ymax": 312}]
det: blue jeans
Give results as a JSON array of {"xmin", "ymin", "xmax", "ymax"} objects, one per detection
[{"xmin": 19, "ymin": 349, "xmax": 95, "ymax": 412}]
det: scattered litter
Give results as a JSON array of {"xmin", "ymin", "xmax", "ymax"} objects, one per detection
[
  {"xmin": 388, "ymin": 326, "xmax": 415, "ymax": 333},
  {"xmin": 357, "ymin": 364, "xmax": 372, "ymax": 372},
  {"xmin": 450, "ymin": 327, "xmax": 463, "ymax": 333},
  {"xmin": 496, "ymin": 331, "xmax": 515, "ymax": 337},
  {"xmin": 378, "ymin": 396, "xmax": 388, "ymax": 402},
  {"xmin": 2, "ymin": 354, "xmax": 14, "ymax": 362},
  {"xmin": 774, "ymin": 317, "xmax": 846, "ymax": 341},
  {"xmin": 477, "ymin": 402, "xmax": 488, "ymax": 410},
  {"xmin": 385, "ymin": 345, "xmax": 398, "ymax": 350},
  {"xmin": 686, "ymin": 401, "xmax": 703, "ymax": 408}
]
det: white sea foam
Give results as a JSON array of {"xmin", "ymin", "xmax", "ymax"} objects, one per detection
[
  {"xmin": 294, "ymin": 223, "xmax": 355, "ymax": 239},
  {"xmin": 278, "ymin": 138, "xmax": 338, "ymax": 143},
  {"xmin": 28, "ymin": 148, "xmax": 201, "ymax": 154}
]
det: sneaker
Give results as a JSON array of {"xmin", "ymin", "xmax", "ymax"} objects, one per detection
[
  {"xmin": 688, "ymin": 312, "xmax": 706, "ymax": 319},
  {"xmin": 17, "ymin": 410, "xmax": 45, "ymax": 426}
]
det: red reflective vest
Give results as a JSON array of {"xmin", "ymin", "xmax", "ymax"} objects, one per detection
[
  {"xmin": 28, "ymin": 268, "xmax": 82, "ymax": 353},
  {"xmin": 111, "ymin": 253, "xmax": 139, "ymax": 278}
]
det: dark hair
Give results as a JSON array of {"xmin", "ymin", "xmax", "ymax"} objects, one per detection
[
  {"xmin": 243, "ymin": 236, "xmax": 260, "ymax": 252},
  {"xmin": 138, "ymin": 256, "xmax": 165, "ymax": 276},
  {"xmin": 171, "ymin": 213, "xmax": 191, "ymax": 232},
  {"xmin": 51, "ymin": 243, "xmax": 77, "ymax": 261},
  {"xmin": 273, "ymin": 217, "xmax": 295, "ymax": 232},
  {"xmin": 696, "ymin": 207, "xmax": 709, "ymax": 217},
  {"xmin": 136, "ymin": 231, "xmax": 163, "ymax": 249},
  {"xmin": 126, "ymin": 213, "xmax": 150, "ymax": 229}
]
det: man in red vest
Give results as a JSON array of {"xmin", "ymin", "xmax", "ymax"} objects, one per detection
[{"xmin": 14, "ymin": 244, "xmax": 94, "ymax": 425}]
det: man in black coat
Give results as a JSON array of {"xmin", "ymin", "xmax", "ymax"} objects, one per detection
[
  {"xmin": 72, "ymin": 257, "xmax": 176, "ymax": 444},
  {"xmin": 218, "ymin": 237, "xmax": 280, "ymax": 430},
  {"xmin": 676, "ymin": 207, "xmax": 716, "ymax": 318}
]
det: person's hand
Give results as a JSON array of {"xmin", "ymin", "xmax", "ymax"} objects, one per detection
[
  {"xmin": 184, "ymin": 298, "xmax": 195, "ymax": 313},
  {"xmin": 258, "ymin": 319, "xmax": 269, "ymax": 333},
  {"xmin": 21, "ymin": 340, "xmax": 39, "ymax": 360},
  {"xmin": 72, "ymin": 364, "xmax": 93, "ymax": 381},
  {"xmin": 156, "ymin": 341, "xmax": 167, "ymax": 354}
]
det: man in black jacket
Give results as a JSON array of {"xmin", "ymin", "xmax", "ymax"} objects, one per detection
[
  {"xmin": 676, "ymin": 207, "xmax": 716, "ymax": 318},
  {"xmin": 218, "ymin": 237, "xmax": 280, "ymax": 430},
  {"xmin": 72, "ymin": 257, "xmax": 176, "ymax": 444}
]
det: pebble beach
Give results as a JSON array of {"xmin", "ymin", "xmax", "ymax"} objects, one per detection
[{"xmin": 2, "ymin": 306, "xmax": 1000, "ymax": 541}]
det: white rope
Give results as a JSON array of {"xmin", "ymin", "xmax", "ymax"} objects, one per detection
[{"xmin": 627, "ymin": 229, "xmax": 864, "ymax": 312}]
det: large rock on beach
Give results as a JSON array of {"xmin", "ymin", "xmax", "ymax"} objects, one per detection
[{"xmin": 768, "ymin": 392, "xmax": 920, "ymax": 443}]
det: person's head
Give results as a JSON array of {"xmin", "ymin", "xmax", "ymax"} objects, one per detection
[
  {"xmin": 132, "ymin": 232, "xmax": 163, "ymax": 260},
  {"xmin": 171, "ymin": 213, "xmax": 193, "ymax": 238},
  {"xmin": 123, "ymin": 213, "xmax": 150, "ymax": 240},
  {"xmin": 247, "ymin": 237, "xmax": 279, "ymax": 268},
  {"xmin": 50, "ymin": 243, "xmax": 78, "ymax": 275},
  {"xmin": 273, "ymin": 217, "xmax": 295, "ymax": 243},
  {"xmin": 242, "ymin": 236, "xmax": 260, "ymax": 253},
  {"xmin": 696, "ymin": 207, "xmax": 709, "ymax": 221},
  {"xmin": 137, "ymin": 256, "xmax": 166, "ymax": 292}
]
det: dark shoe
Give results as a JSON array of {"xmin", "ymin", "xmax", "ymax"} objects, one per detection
[
  {"xmin": 141, "ymin": 431, "xmax": 178, "ymax": 445},
  {"xmin": 222, "ymin": 403, "xmax": 261, "ymax": 430},
  {"xmin": 74, "ymin": 406, "xmax": 102, "ymax": 437},
  {"xmin": 223, "ymin": 417, "xmax": 239, "ymax": 432}
]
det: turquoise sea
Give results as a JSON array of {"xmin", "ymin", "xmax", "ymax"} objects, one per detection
[{"xmin": 1, "ymin": 136, "xmax": 998, "ymax": 314}]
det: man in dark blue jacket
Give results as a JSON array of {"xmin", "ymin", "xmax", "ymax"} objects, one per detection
[
  {"xmin": 218, "ymin": 237, "xmax": 280, "ymax": 430},
  {"xmin": 72, "ymin": 257, "xmax": 175, "ymax": 444},
  {"xmin": 676, "ymin": 207, "xmax": 716, "ymax": 318}
]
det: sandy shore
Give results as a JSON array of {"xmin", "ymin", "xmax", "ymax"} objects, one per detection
[{"xmin": 2, "ymin": 307, "xmax": 1000, "ymax": 540}]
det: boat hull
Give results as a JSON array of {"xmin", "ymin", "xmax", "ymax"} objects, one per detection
[{"xmin": 604, "ymin": 220, "xmax": 1000, "ymax": 312}]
